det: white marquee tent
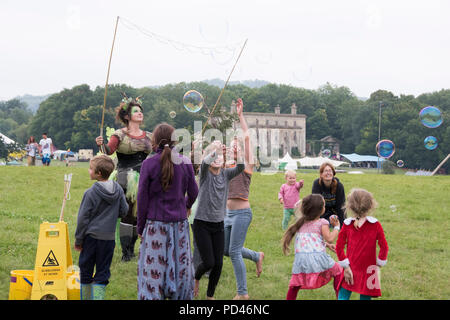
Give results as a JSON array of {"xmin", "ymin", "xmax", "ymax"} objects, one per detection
[
  {"xmin": 276, "ymin": 153, "xmax": 298, "ymax": 170},
  {"xmin": 0, "ymin": 132, "xmax": 16, "ymax": 145},
  {"xmin": 274, "ymin": 153, "xmax": 347, "ymax": 170},
  {"xmin": 298, "ymin": 156, "xmax": 347, "ymax": 168}
]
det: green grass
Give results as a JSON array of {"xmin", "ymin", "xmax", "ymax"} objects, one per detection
[{"xmin": 0, "ymin": 164, "xmax": 449, "ymax": 300}]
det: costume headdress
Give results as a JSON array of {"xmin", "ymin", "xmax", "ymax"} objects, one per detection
[{"xmin": 120, "ymin": 92, "xmax": 143, "ymax": 110}]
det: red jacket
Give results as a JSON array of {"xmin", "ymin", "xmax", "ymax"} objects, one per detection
[{"xmin": 336, "ymin": 216, "xmax": 389, "ymax": 297}]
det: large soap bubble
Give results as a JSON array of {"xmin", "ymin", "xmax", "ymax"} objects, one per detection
[
  {"xmin": 424, "ymin": 136, "xmax": 438, "ymax": 150},
  {"xmin": 376, "ymin": 140, "xmax": 395, "ymax": 159},
  {"xmin": 322, "ymin": 149, "xmax": 331, "ymax": 158},
  {"xmin": 183, "ymin": 90, "xmax": 204, "ymax": 113},
  {"xmin": 419, "ymin": 106, "xmax": 443, "ymax": 128}
]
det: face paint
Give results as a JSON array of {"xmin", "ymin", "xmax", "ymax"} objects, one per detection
[{"xmin": 131, "ymin": 106, "xmax": 142, "ymax": 115}]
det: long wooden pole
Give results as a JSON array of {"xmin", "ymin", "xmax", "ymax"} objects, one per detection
[
  {"xmin": 431, "ymin": 153, "xmax": 450, "ymax": 176},
  {"xmin": 201, "ymin": 39, "xmax": 248, "ymax": 135},
  {"xmin": 100, "ymin": 16, "xmax": 120, "ymax": 153}
]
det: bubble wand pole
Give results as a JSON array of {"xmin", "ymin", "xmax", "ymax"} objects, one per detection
[
  {"xmin": 431, "ymin": 153, "xmax": 450, "ymax": 176},
  {"xmin": 201, "ymin": 39, "xmax": 248, "ymax": 135},
  {"xmin": 100, "ymin": 16, "xmax": 120, "ymax": 154}
]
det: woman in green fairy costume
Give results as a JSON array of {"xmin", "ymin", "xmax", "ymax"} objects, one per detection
[{"xmin": 95, "ymin": 95, "xmax": 152, "ymax": 261}]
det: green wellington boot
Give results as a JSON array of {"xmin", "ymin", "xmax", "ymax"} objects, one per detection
[
  {"xmin": 92, "ymin": 283, "xmax": 107, "ymax": 300},
  {"xmin": 80, "ymin": 283, "xmax": 93, "ymax": 300}
]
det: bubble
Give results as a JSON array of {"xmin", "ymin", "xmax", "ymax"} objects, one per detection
[
  {"xmin": 396, "ymin": 160, "xmax": 404, "ymax": 168},
  {"xmin": 322, "ymin": 149, "xmax": 331, "ymax": 158},
  {"xmin": 169, "ymin": 111, "xmax": 176, "ymax": 119},
  {"xmin": 376, "ymin": 140, "xmax": 395, "ymax": 159},
  {"xmin": 389, "ymin": 205, "xmax": 397, "ymax": 213},
  {"xmin": 198, "ymin": 18, "xmax": 229, "ymax": 44},
  {"xmin": 424, "ymin": 136, "xmax": 438, "ymax": 150},
  {"xmin": 419, "ymin": 106, "xmax": 443, "ymax": 128},
  {"xmin": 183, "ymin": 90, "xmax": 204, "ymax": 113}
]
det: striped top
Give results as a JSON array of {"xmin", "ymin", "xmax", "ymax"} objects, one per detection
[{"xmin": 227, "ymin": 169, "xmax": 252, "ymax": 200}]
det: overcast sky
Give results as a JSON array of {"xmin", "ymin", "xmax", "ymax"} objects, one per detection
[{"xmin": 1, "ymin": 0, "xmax": 449, "ymax": 101}]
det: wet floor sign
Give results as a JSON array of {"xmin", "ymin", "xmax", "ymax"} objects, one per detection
[{"xmin": 30, "ymin": 221, "xmax": 78, "ymax": 300}]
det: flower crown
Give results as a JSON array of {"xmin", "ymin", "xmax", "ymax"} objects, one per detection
[{"xmin": 120, "ymin": 92, "xmax": 143, "ymax": 111}]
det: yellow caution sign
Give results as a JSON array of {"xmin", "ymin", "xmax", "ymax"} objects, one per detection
[{"xmin": 30, "ymin": 221, "xmax": 78, "ymax": 300}]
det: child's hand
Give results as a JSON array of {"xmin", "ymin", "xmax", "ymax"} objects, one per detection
[
  {"xmin": 210, "ymin": 140, "xmax": 223, "ymax": 153},
  {"xmin": 344, "ymin": 267, "xmax": 354, "ymax": 285},
  {"xmin": 330, "ymin": 215, "xmax": 340, "ymax": 228},
  {"xmin": 279, "ymin": 198, "xmax": 284, "ymax": 205},
  {"xmin": 325, "ymin": 242, "xmax": 336, "ymax": 253},
  {"xmin": 298, "ymin": 179, "xmax": 304, "ymax": 188}
]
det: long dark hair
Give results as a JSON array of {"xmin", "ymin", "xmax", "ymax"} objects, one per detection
[
  {"xmin": 152, "ymin": 123, "xmax": 175, "ymax": 192},
  {"xmin": 282, "ymin": 194, "xmax": 325, "ymax": 255}
]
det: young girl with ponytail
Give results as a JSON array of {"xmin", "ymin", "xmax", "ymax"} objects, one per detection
[
  {"xmin": 282, "ymin": 194, "xmax": 343, "ymax": 300},
  {"xmin": 136, "ymin": 123, "xmax": 199, "ymax": 300}
]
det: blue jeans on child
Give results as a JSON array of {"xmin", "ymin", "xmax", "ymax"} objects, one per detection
[{"xmin": 224, "ymin": 208, "xmax": 260, "ymax": 295}]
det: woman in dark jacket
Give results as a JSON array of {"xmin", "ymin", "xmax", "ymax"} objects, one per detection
[{"xmin": 312, "ymin": 162, "xmax": 346, "ymax": 226}]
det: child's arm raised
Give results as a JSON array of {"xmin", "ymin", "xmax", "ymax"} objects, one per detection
[{"xmin": 236, "ymin": 98, "xmax": 254, "ymax": 171}]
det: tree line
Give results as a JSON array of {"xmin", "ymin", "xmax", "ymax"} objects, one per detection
[{"xmin": 0, "ymin": 82, "xmax": 448, "ymax": 171}]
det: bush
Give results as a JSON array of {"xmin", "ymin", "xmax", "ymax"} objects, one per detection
[{"xmin": 382, "ymin": 160, "xmax": 395, "ymax": 174}]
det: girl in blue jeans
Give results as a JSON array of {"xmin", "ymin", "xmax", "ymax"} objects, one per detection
[{"xmin": 224, "ymin": 99, "xmax": 264, "ymax": 300}]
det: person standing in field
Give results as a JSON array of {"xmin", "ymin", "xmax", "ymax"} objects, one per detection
[
  {"xmin": 25, "ymin": 136, "xmax": 39, "ymax": 166},
  {"xmin": 74, "ymin": 155, "xmax": 129, "ymax": 300},
  {"xmin": 336, "ymin": 188, "xmax": 389, "ymax": 300},
  {"xmin": 282, "ymin": 193, "xmax": 343, "ymax": 300},
  {"xmin": 279, "ymin": 170, "xmax": 304, "ymax": 230},
  {"xmin": 224, "ymin": 98, "xmax": 264, "ymax": 300},
  {"xmin": 95, "ymin": 95, "xmax": 152, "ymax": 262},
  {"xmin": 312, "ymin": 162, "xmax": 346, "ymax": 226},
  {"xmin": 39, "ymin": 132, "xmax": 53, "ymax": 166},
  {"xmin": 136, "ymin": 123, "xmax": 198, "ymax": 300},
  {"xmin": 192, "ymin": 138, "xmax": 245, "ymax": 300}
]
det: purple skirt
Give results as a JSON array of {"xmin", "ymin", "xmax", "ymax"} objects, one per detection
[{"xmin": 137, "ymin": 219, "xmax": 194, "ymax": 300}]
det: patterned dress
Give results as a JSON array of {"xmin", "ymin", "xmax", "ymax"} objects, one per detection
[
  {"xmin": 137, "ymin": 220, "xmax": 194, "ymax": 300},
  {"xmin": 289, "ymin": 218, "xmax": 343, "ymax": 296}
]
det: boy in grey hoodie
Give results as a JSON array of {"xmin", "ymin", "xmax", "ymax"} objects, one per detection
[{"xmin": 74, "ymin": 155, "xmax": 128, "ymax": 300}]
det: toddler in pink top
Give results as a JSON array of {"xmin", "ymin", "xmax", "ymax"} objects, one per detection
[{"xmin": 278, "ymin": 170, "xmax": 304, "ymax": 230}]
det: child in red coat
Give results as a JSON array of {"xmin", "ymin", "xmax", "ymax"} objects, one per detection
[{"xmin": 336, "ymin": 188, "xmax": 389, "ymax": 300}]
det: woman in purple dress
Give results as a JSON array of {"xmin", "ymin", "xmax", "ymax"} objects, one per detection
[{"xmin": 136, "ymin": 123, "xmax": 198, "ymax": 300}]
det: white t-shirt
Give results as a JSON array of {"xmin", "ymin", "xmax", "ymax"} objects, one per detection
[
  {"xmin": 26, "ymin": 143, "xmax": 38, "ymax": 157},
  {"xmin": 39, "ymin": 138, "xmax": 53, "ymax": 155}
]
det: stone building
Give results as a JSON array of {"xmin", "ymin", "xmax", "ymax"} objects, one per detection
[{"xmin": 230, "ymin": 101, "xmax": 306, "ymax": 157}]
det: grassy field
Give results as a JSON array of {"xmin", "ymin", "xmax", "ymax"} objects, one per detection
[{"xmin": 0, "ymin": 162, "xmax": 449, "ymax": 300}]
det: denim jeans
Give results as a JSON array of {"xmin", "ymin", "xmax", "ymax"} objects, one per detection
[{"xmin": 224, "ymin": 208, "xmax": 260, "ymax": 295}]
